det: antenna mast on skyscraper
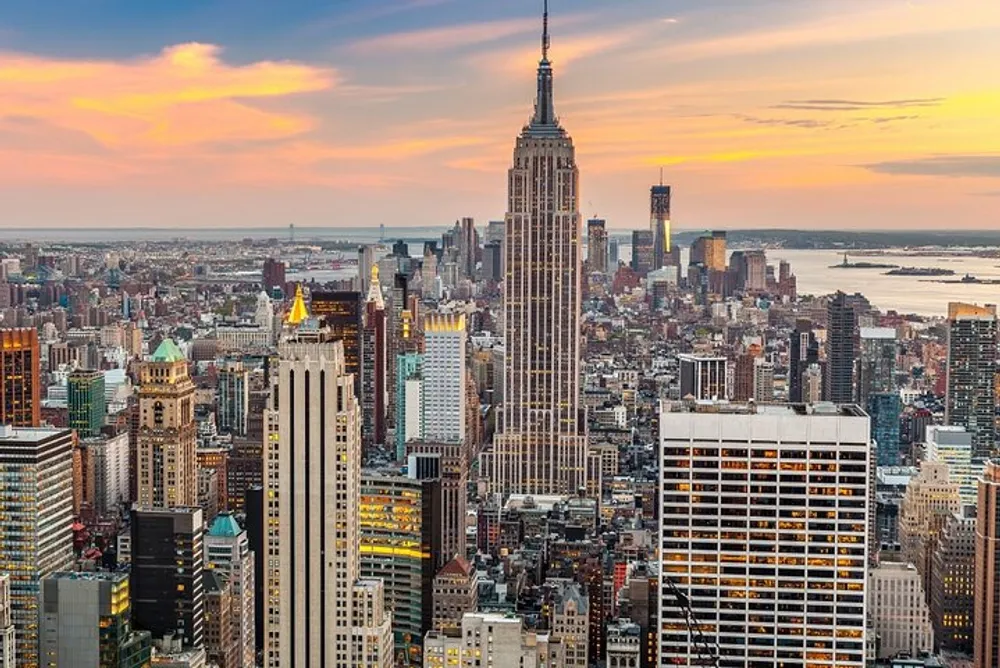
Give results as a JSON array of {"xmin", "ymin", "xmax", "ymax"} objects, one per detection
[
  {"xmin": 659, "ymin": 166, "xmax": 664, "ymax": 186},
  {"xmin": 542, "ymin": 0, "xmax": 550, "ymax": 60}
]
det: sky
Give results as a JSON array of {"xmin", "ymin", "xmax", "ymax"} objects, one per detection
[{"xmin": 0, "ymin": 0, "xmax": 998, "ymax": 231}]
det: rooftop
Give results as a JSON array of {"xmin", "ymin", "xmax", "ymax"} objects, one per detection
[
  {"xmin": 0, "ymin": 425, "xmax": 71, "ymax": 443},
  {"xmin": 206, "ymin": 512, "xmax": 243, "ymax": 538},
  {"xmin": 150, "ymin": 338, "xmax": 185, "ymax": 363}
]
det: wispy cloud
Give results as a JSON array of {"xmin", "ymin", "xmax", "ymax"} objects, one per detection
[
  {"xmin": 345, "ymin": 17, "xmax": 542, "ymax": 54},
  {"xmin": 773, "ymin": 98, "xmax": 943, "ymax": 111},
  {"xmin": 863, "ymin": 155, "xmax": 1000, "ymax": 178}
]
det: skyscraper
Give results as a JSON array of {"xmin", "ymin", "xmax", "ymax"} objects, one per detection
[
  {"xmin": 676, "ymin": 353, "xmax": 728, "ymax": 401},
  {"xmin": 650, "ymin": 183, "xmax": 670, "ymax": 270},
  {"xmin": 39, "ymin": 571, "xmax": 152, "ymax": 668},
  {"xmin": 423, "ymin": 314, "xmax": 466, "ymax": 443},
  {"xmin": 458, "ymin": 217, "xmax": 478, "ymax": 280},
  {"xmin": 0, "ymin": 328, "xmax": 40, "ymax": 427},
  {"xmin": 975, "ymin": 461, "xmax": 1000, "ymax": 668},
  {"xmin": 494, "ymin": 2, "xmax": 587, "ymax": 496},
  {"xmin": 630, "ymin": 230, "xmax": 654, "ymax": 277},
  {"xmin": 0, "ymin": 575, "xmax": 14, "ymax": 668},
  {"xmin": 261, "ymin": 258, "xmax": 285, "ymax": 296},
  {"xmin": 137, "ymin": 339, "xmax": 197, "ymax": 508},
  {"xmin": 67, "ymin": 369, "xmax": 105, "ymax": 438},
  {"xmin": 310, "ymin": 290, "xmax": 364, "ymax": 400},
  {"xmin": 0, "ymin": 426, "xmax": 74, "ymax": 668},
  {"xmin": 857, "ymin": 327, "xmax": 898, "ymax": 404},
  {"xmin": 204, "ymin": 513, "xmax": 255, "ymax": 668},
  {"xmin": 825, "ymin": 291, "xmax": 857, "ymax": 404},
  {"xmin": 130, "ymin": 506, "xmax": 205, "ymax": 649},
  {"xmin": 788, "ymin": 319, "xmax": 819, "ymax": 403},
  {"xmin": 586, "ymin": 218, "xmax": 608, "ymax": 274},
  {"xmin": 363, "ymin": 266, "xmax": 388, "ymax": 450},
  {"xmin": 658, "ymin": 402, "xmax": 869, "ymax": 667},
  {"xmin": 217, "ymin": 361, "xmax": 249, "ymax": 437},
  {"xmin": 264, "ymin": 328, "xmax": 392, "ymax": 667},
  {"xmin": 946, "ymin": 302, "xmax": 998, "ymax": 460},
  {"xmin": 407, "ymin": 443, "xmax": 467, "ymax": 569}
]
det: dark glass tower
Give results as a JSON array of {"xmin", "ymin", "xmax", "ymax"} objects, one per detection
[{"xmin": 824, "ymin": 292, "xmax": 857, "ymax": 403}]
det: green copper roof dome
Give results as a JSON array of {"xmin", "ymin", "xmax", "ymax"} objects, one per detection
[
  {"xmin": 207, "ymin": 513, "xmax": 243, "ymax": 538},
  {"xmin": 151, "ymin": 338, "xmax": 185, "ymax": 363}
]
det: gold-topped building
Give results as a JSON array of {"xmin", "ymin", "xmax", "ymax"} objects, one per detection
[{"xmin": 136, "ymin": 338, "xmax": 197, "ymax": 508}]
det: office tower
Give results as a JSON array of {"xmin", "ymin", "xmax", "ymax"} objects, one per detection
[
  {"xmin": 360, "ymin": 471, "xmax": 441, "ymax": 664},
  {"xmin": 930, "ymin": 507, "xmax": 975, "ymax": 654},
  {"xmin": 788, "ymin": 319, "xmax": 819, "ymax": 403},
  {"xmin": 926, "ymin": 425, "xmax": 980, "ymax": 505},
  {"xmin": 899, "ymin": 460, "xmax": 962, "ymax": 598},
  {"xmin": 87, "ymin": 431, "xmax": 130, "ymax": 516},
  {"xmin": 421, "ymin": 244, "xmax": 439, "ymax": 299},
  {"xmin": 130, "ymin": 506, "xmax": 204, "ymax": 649},
  {"xmin": 204, "ymin": 571, "xmax": 235, "ymax": 668},
  {"xmin": 39, "ymin": 571, "xmax": 152, "ymax": 668},
  {"xmin": 423, "ymin": 314, "xmax": 466, "ymax": 442},
  {"xmin": 205, "ymin": 513, "xmax": 255, "ymax": 668},
  {"xmin": 658, "ymin": 403, "xmax": 869, "ymax": 667},
  {"xmin": 254, "ymin": 290, "xmax": 274, "ymax": 334},
  {"xmin": 752, "ymin": 356, "xmax": 774, "ymax": 403},
  {"xmin": 868, "ymin": 562, "xmax": 934, "ymax": 660},
  {"xmin": 431, "ymin": 557, "xmax": 478, "ymax": 633},
  {"xmin": 392, "ymin": 239, "xmax": 410, "ymax": 258},
  {"xmin": 458, "ymin": 217, "xmax": 478, "ymax": 279},
  {"xmin": 226, "ymin": 397, "xmax": 265, "ymax": 512},
  {"xmin": 630, "ymin": 230, "xmax": 654, "ymax": 277},
  {"xmin": 363, "ymin": 266, "xmax": 388, "ymax": 450},
  {"xmin": 217, "ymin": 362, "xmax": 249, "ymax": 437},
  {"xmin": 358, "ymin": 244, "xmax": 375, "ymax": 295},
  {"xmin": 609, "ymin": 238, "xmax": 620, "ymax": 267},
  {"xmin": 482, "ymin": 242, "xmax": 502, "ymax": 283},
  {"xmin": 650, "ymin": 184, "xmax": 671, "ymax": 270},
  {"xmin": 264, "ymin": 330, "xmax": 393, "ymax": 667},
  {"xmin": 975, "ymin": 461, "xmax": 1000, "ymax": 668},
  {"xmin": 0, "ymin": 328, "xmax": 40, "ymax": 427},
  {"xmin": 0, "ymin": 426, "xmax": 74, "ymax": 668},
  {"xmin": 137, "ymin": 339, "xmax": 197, "ymax": 508},
  {"xmin": 244, "ymin": 486, "xmax": 264, "ymax": 655},
  {"xmin": 857, "ymin": 327, "xmax": 897, "ymax": 404},
  {"xmin": 0, "ymin": 575, "xmax": 13, "ymax": 668},
  {"xmin": 310, "ymin": 290, "xmax": 363, "ymax": 400},
  {"xmin": 690, "ymin": 231, "xmax": 727, "ymax": 272},
  {"xmin": 868, "ymin": 392, "xmax": 902, "ymax": 466},
  {"xmin": 946, "ymin": 302, "xmax": 998, "ymax": 460},
  {"xmin": 824, "ymin": 291, "xmax": 857, "ymax": 403},
  {"xmin": 67, "ymin": 369, "xmax": 105, "ymax": 438},
  {"xmin": 261, "ymin": 258, "xmax": 285, "ymax": 295},
  {"xmin": 386, "ymin": 273, "xmax": 409, "ymax": 437},
  {"xmin": 586, "ymin": 218, "xmax": 608, "ymax": 274},
  {"xmin": 408, "ymin": 443, "xmax": 467, "ymax": 568},
  {"xmin": 494, "ymin": 4, "xmax": 587, "ymax": 497},
  {"xmin": 606, "ymin": 621, "xmax": 641, "ymax": 668},
  {"xmin": 676, "ymin": 353, "xmax": 728, "ymax": 401},
  {"xmin": 732, "ymin": 350, "xmax": 757, "ymax": 402},
  {"xmin": 396, "ymin": 352, "xmax": 423, "ymax": 460},
  {"xmin": 551, "ymin": 583, "xmax": 589, "ymax": 668},
  {"xmin": 485, "ymin": 220, "xmax": 505, "ymax": 246}
]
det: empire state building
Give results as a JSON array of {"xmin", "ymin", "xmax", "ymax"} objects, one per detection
[{"xmin": 494, "ymin": 1, "xmax": 586, "ymax": 496}]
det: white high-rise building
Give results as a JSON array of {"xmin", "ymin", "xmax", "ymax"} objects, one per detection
[
  {"xmin": 87, "ymin": 431, "xmax": 129, "ymax": 516},
  {"xmin": 494, "ymin": 2, "xmax": 587, "ymax": 496},
  {"xmin": 925, "ymin": 425, "xmax": 980, "ymax": 506},
  {"xmin": 265, "ymin": 324, "xmax": 392, "ymax": 668},
  {"xmin": 205, "ymin": 513, "xmax": 255, "ymax": 668},
  {"xmin": 658, "ymin": 402, "xmax": 870, "ymax": 667},
  {"xmin": 0, "ymin": 575, "xmax": 14, "ymax": 668},
  {"xmin": 868, "ymin": 562, "xmax": 934, "ymax": 660},
  {"xmin": 423, "ymin": 313, "xmax": 467, "ymax": 443},
  {"xmin": 424, "ymin": 612, "xmax": 565, "ymax": 668}
]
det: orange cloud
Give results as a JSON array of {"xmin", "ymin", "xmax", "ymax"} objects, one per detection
[{"xmin": 0, "ymin": 43, "xmax": 333, "ymax": 150}]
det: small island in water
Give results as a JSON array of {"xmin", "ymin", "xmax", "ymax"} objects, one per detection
[
  {"xmin": 829, "ymin": 254, "xmax": 899, "ymax": 270},
  {"xmin": 885, "ymin": 267, "xmax": 956, "ymax": 276}
]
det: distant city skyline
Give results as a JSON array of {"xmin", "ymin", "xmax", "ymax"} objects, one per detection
[{"xmin": 0, "ymin": 0, "xmax": 998, "ymax": 229}]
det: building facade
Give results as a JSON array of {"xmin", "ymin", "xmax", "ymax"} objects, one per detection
[
  {"xmin": 264, "ymin": 330, "xmax": 392, "ymax": 667},
  {"xmin": 677, "ymin": 354, "xmax": 728, "ymax": 401},
  {"xmin": 494, "ymin": 8, "xmax": 587, "ymax": 496},
  {"xmin": 0, "ymin": 575, "xmax": 14, "ymax": 668},
  {"xmin": 824, "ymin": 291, "xmax": 857, "ymax": 404},
  {"xmin": 0, "ymin": 426, "xmax": 74, "ymax": 668},
  {"xmin": 930, "ymin": 507, "xmax": 975, "ymax": 654},
  {"xmin": 658, "ymin": 403, "xmax": 869, "ymax": 667},
  {"xmin": 137, "ymin": 339, "xmax": 197, "ymax": 508},
  {"xmin": 586, "ymin": 218, "xmax": 608, "ymax": 274},
  {"xmin": 204, "ymin": 513, "xmax": 255, "ymax": 668},
  {"xmin": 217, "ymin": 362, "xmax": 249, "ymax": 437},
  {"xmin": 130, "ymin": 506, "xmax": 205, "ymax": 649},
  {"xmin": 423, "ymin": 314, "xmax": 466, "ymax": 443},
  {"xmin": 67, "ymin": 369, "xmax": 106, "ymax": 438},
  {"xmin": 946, "ymin": 302, "xmax": 998, "ymax": 460},
  {"xmin": 0, "ymin": 328, "xmax": 40, "ymax": 427},
  {"xmin": 975, "ymin": 461, "xmax": 1000, "ymax": 668},
  {"xmin": 868, "ymin": 562, "xmax": 934, "ymax": 660}
]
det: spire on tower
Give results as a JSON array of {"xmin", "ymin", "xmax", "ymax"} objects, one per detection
[{"xmin": 542, "ymin": 0, "xmax": 550, "ymax": 61}]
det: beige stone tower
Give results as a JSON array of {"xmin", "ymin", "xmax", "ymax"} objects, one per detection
[{"xmin": 137, "ymin": 338, "xmax": 197, "ymax": 508}]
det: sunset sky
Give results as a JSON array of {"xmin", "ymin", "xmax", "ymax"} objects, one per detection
[{"xmin": 0, "ymin": 0, "xmax": 998, "ymax": 230}]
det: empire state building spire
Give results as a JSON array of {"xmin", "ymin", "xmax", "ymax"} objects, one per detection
[{"xmin": 528, "ymin": 0, "xmax": 562, "ymax": 135}]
